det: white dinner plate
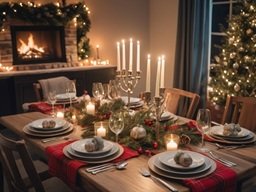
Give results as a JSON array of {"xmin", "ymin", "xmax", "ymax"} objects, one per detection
[
  {"xmin": 56, "ymin": 93, "xmax": 76, "ymax": 100},
  {"xmin": 210, "ymin": 131, "xmax": 254, "ymax": 141},
  {"xmin": 23, "ymin": 124, "xmax": 73, "ymax": 138},
  {"xmin": 121, "ymin": 96, "xmax": 141, "ymax": 105},
  {"xmin": 148, "ymin": 152, "xmax": 216, "ymax": 180},
  {"xmin": 28, "ymin": 123, "xmax": 70, "ymax": 134},
  {"xmin": 71, "ymin": 139, "xmax": 114, "ymax": 156},
  {"xmin": 211, "ymin": 125, "xmax": 250, "ymax": 138},
  {"xmin": 160, "ymin": 111, "xmax": 178, "ymax": 122},
  {"xmin": 63, "ymin": 144, "xmax": 124, "ymax": 164},
  {"xmin": 30, "ymin": 118, "xmax": 67, "ymax": 130},
  {"xmin": 155, "ymin": 155, "xmax": 211, "ymax": 175},
  {"xmin": 158, "ymin": 150, "xmax": 205, "ymax": 170}
]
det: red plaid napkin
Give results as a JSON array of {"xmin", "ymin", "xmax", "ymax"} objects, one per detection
[
  {"xmin": 28, "ymin": 102, "xmax": 62, "ymax": 114},
  {"xmin": 183, "ymin": 161, "xmax": 237, "ymax": 192},
  {"xmin": 45, "ymin": 141, "xmax": 139, "ymax": 191}
]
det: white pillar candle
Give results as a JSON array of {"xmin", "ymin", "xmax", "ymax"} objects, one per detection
[
  {"xmin": 136, "ymin": 41, "xmax": 140, "ymax": 72},
  {"xmin": 86, "ymin": 102, "xmax": 95, "ymax": 115},
  {"xmin": 72, "ymin": 114, "xmax": 77, "ymax": 123},
  {"xmin": 56, "ymin": 111, "xmax": 64, "ymax": 118},
  {"xmin": 96, "ymin": 126, "xmax": 107, "ymax": 137},
  {"xmin": 146, "ymin": 54, "xmax": 151, "ymax": 92},
  {"xmin": 155, "ymin": 56, "xmax": 161, "ymax": 97},
  {"xmin": 129, "ymin": 38, "xmax": 133, "ymax": 71},
  {"xmin": 166, "ymin": 140, "xmax": 178, "ymax": 151},
  {"xmin": 160, "ymin": 55, "xmax": 165, "ymax": 88},
  {"xmin": 117, "ymin": 42, "xmax": 121, "ymax": 71},
  {"xmin": 122, "ymin": 39, "xmax": 126, "ymax": 70}
]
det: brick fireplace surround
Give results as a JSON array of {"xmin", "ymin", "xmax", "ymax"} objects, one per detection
[{"xmin": 0, "ymin": 19, "xmax": 78, "ymax": 70}]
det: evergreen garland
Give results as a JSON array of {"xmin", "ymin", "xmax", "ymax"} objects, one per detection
[{"xmin": 0, "ymin": 2, "xmax": 91, "ymax": 59}]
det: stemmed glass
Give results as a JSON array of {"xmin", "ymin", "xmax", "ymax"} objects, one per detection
[
  {"xmin": 66, "ymin": 81, "xmax": 76, "ymax": 107},
  {"xmin": 108, "ymin": 80, "xmax": 120, "ymax": 100},
  {"xmin": 109, "ymin": 111, "xmax": 124, "ymax": 142},
  {"xmin": 48, "ymin": 91, "xmax": 57, "ymax": 117},
  {"xmin": 196, "ymin": 108, "xmax": 211, "ymax": 152},
  {"xmin": 92, "ymin": 82, "xmax": 104, "ymax": 101}
]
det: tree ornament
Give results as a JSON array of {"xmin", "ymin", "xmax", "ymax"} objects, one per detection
[
  {"xmin": 230, "ymin": 52, "xmax": 236, "ymax": 59},
  {"xmin": 246, "ymin": 28, "xmax": 253, "ymax": 35},
  {"xmin": 223, "ymin": 61, "xmax": 228, "ymax": 66},
  {"xmin": 251, "ymin": 34, "xmax": 256, "ymax": 42},
  {"xmin": 233, "ymin": 62, "xmax": 239, "ymax": 69},
  {"xmin": 152, "ymin": 141, "xmax": 158, "ymax": 149},
  {"xmin": 234, "ymin": 83, "xmax": 241, "ymax": 92},
  {"xmin": 130, "ymin": 125, "xmax": 147, "ymax": 140}
]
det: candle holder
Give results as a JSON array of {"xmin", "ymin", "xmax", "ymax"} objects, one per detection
[
  {"xmin": 94, "ymin": 121, "xmax": 108, "ymax": 138},
  {"xmin": 154, "ymin": 96, "xmax": 165, "ymax": 141},
  {"xmin": 164, "ymin": 133, "xmax": 180, "ymax": 151},
  {"xmin": 116, "ymin": 70, "xmax": 141, "ymax": 107},
  {"xmin": 143, "ymin": 91, "xmax": 151, "ymax": 107}
]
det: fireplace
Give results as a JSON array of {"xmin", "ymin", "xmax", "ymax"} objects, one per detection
[{"xmin": 11, "ymin": 26, "xmax": 67, "ymax": 65}]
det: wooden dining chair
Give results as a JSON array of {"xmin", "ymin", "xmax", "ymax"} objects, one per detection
[
  {"xmin": 0, "ymin": 133, "xmax": 72, "ymax": 192},
  {"xmin": 164, "ymin": 88, "xmax": 200, "ymax": 119},
  {"xmin": 221, "ymin": 96, "xmax": 256, "ymax": 132}
]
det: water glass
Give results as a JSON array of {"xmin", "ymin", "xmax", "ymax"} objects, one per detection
[
  {"xmin": 48, "ymin": 91, "xmax": 57, "ymax": 116},
  {"xmin": 109, "ymin": 111, "xmax": 124, "ymax": 142},
  {"xmin": 92, "ymin": 82, "xmax": 104, "ymax": 101}
]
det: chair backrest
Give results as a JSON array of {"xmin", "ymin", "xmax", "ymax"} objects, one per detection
[
  {"xmin": 33, "ymin": 77, "xmax": 75, "ymax": 101},
  {"xmin": 221, "ymin": 96, "xmax": 256, "ymax": 132},
  {"xmin": 164, "ymin": 88, "xmax": 200, "ymax": 119},
  {"xmin": 0, "ymin": 133, "xmax": 45, "ymax": 192}
]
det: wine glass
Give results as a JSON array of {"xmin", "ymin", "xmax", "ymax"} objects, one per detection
[
  {"xmin": 66, "ymin": 81, "xmax": 76, "ymax": 106},
  {"xmin": 92, "ymin": 82, "xmax": 104, "ymax": 101},
  {"xmin": 48, "ymin": 91, "xmax": 57, "ymax": 117},
  {"xmin": 109, "ymin": 111, "xmax": 124, "ymax": 142},
  {"xmin": 108, "ymin": 80, "xmax": 120, "ymax": 100},
  {"xmin": 196, "ymin": 108, "xmax": 211, "ymax": 152}
]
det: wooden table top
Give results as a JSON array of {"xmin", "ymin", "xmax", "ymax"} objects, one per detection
[{"xmin": 1, "ymin": 112, "xmax": 256, "ymax": 192}]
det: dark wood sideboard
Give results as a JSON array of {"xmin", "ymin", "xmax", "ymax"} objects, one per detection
[{"xmin": 0, "ymin": 66, "xmax": 116, "ymax": 116}]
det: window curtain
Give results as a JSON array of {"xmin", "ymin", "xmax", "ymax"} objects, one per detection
[{"xmin": 174, "ymin": 0, "xmax": 211, "ymax": 108}]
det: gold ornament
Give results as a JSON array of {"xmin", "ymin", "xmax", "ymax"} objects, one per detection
[
  {"xmin": 233, "ymin": 63, "xmax": 239, "ymax": 69},
  {"xmin": 246, "ymin": 28, "xmax": 253, "ymax": 35},
  {"xmin": 234, "ymin": 83, "xmax": 240, "ymax": 92}
]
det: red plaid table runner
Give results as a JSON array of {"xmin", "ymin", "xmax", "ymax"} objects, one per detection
[
  {"xmin": 183, "ymin": 161, "xmax": 237, "ymax": 192},
  {"xmin": 29, "ymin": 102, "xmax": 62, "ymax": 114},
  {"xmin": 45, "ymin": 141, "xmax": 139, "ymax": 191}
]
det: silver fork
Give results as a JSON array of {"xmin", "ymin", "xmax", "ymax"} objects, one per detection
[
  {"xmin": 139, "ymin": 168, "xmax": 178, "ymax": 192},
  {"xmin": 208, "ymin": 151, "xmax": 237, "ymax": 167}
]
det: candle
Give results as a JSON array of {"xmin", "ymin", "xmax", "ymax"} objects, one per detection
[
  {"xmin": 166, "ymin": 140, "xmax": 178, "ymax": 151},
  {"xmin": 117, "ymin": 42, "xmax": 121, "ymax": 71},
  {"xmin": 96, "ymin": 125, "xmax": 107, "ymax": 137},
  {"xmin": 146, "ymin": 54, "xmax": 151, "ymax": 92},
  {"xmin": 56, "ymin": 111, "xmax": 64, "ymax": 118},
  {"xmin": 136, "ymin": 41, "xmax": 140, "ymax": 72},
  {"xmin": 160, "ymin": 55, "xmax": 165, "ymax": 88},
  {"xmin": 86, "ymin": 102, "xmax": 95, "ymax": 115},
  {"xmin": 96, "ymin": 44, "xmax": 100, "ymax": 59},
  {"xmin": 155, "ymin": 56, "xmax": 161, "ymax": 97},
  {"xmin": 122, "ymin": 39, "xmax": 126, "ymax": 70},
  {"xmin": 72, "ymin": 114, "xmax": 77, "ymax": 123},
  {"xmin": 129, "ymin": 38, "xmax": 133, "ymax": 71}
]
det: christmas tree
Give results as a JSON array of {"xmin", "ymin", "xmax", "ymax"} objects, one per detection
[{"xmin": 209, "ymin": 0, "xmax": 256, "ymax": 106}]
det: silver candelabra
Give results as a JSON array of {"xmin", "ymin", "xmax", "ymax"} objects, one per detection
[{"xmin": 116, "ymin": 70, "xmax": 141, "ymax": 107}]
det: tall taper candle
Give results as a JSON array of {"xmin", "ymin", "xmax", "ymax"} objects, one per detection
[
  {"xmin": 155, "ymin": 56, "xmax": 161, "ymax": 97},
  {"xmin": 146, "ymin": 54, "xmax": 151, "ymax": 92},
  {"xmin": 137, "ymin": 41, "xmax": 140, "ymax": 72},
  {"xmin": 122, "ymin": 39, "xmax": 126, "ymax": 70},
  {"xmin": 129, "ymin": 38, "xmax": 133, "ymax": 71},
  {"xmin": 160, "ymin": 55, "xmax": 165, "ymax": 88},
  {"xmin": 117, "ymin": 42, "xmax": 121, "ymax": 71}
]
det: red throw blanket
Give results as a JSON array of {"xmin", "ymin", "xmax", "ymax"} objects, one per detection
[
  {"xmin": 29, "ymin": 102, "xmax": 62, "ymax": 114},
  {"xmin": 45, "ymin": 141, "xmax": 139, "ymax": 191}
]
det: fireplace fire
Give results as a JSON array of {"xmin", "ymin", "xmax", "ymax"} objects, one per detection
[{"xmin": 11, "ymin": 26, "xmax": 66, "ymax": 65}]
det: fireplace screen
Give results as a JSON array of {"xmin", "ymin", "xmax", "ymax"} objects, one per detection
[{"xmin": 11, "ymin": 26, "xmax": 66, "ymax": 65}]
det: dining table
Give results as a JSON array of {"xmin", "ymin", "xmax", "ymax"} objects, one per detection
[{"xmin": 0, "ymin": 111, "xmax": 256, "ymax": 192}]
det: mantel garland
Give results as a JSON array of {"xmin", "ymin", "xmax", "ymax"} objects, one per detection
[
  {"xmin": 0, "ymin": 2, "xmax": 91, "ymax": 59},
  {"xmin": 65, "ymin": 98, "xmax": 201, "ymax": 155}
]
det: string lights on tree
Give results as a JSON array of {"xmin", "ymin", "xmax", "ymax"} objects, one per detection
[
  {"xmin": 209, "ymin": 0, "xmax": 256, "ymax": 106},
  {"xmin": 0, "ymin": 2, "xmax": 91, "ymax": 59}
]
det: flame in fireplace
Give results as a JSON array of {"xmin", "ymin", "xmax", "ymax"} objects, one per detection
[{"xmin": 18, "ymin": 33, "xmax": 45, "ymax": 58}]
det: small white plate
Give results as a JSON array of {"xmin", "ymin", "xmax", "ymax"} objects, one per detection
[
  {"xmin": 30, "ymin": 118, "xmax": 67, "ymax": 130},
  {"xmin": 211, "ymin": 125, "xmax": 250, "ymax": 138},
  {"xmin": 71, "ymin": 139, "xmax": 114, "ymax": 156},
  {"xmin": 121, "ymin": 96, "xmax": 141, "ymax": 105},
  {"xmin": 160, "ymin": 112, "xmax": 178, "ymax": 121},
  {"xmin": 56, "ymin": 93, "xmax": 76, "ymax": 100},
  {"xmin": 158, "ymin": 150, "xmax": 205, "ymax": 170},
  {"xmin": 28, "ymin": 123, "xmax": 70, "ymax": 134}
]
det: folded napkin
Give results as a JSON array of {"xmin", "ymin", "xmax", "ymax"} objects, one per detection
[
  {"xmin": 28, "ymin": 102, "xmax": 62, "ymax": 114},
  {"xmin": 183, "ymin": 161, "xmax": 237, "ymax": 192},
  {"xmin": 45, "ymin": 141, "xmax": 139, "ymax": 191}
]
